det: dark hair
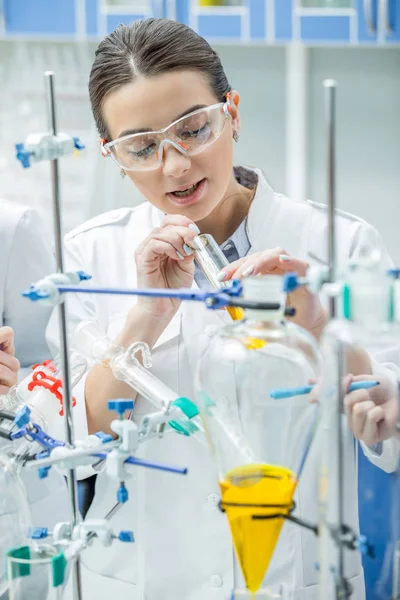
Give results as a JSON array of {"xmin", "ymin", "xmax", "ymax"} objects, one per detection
[{"xmin": 89, "ymin": 18, "xmax": 231, "ymax": 140}]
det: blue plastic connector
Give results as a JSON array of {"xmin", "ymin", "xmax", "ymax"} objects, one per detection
[
  {"xmin": 283, "ymin": 272, "xmax": 300, "ymax": 293},
  {"xmin": 117, "ymin": 484, "xmax": 129, "ymax": 504},
  {"xmin": 388, "ymin": 268, "xmax": 400, "ymax": 280},
  {"xmin": 22, "ymin": 286, "xmax": 49, "ymax": 301},
  {"xmin": 118, "ymin": 530, "xmax": 134, "ymax": 543},
  {"xmin": 13, "ymin": 406, "xmax": 31, "ymax": 428},
  {"xmin": 76, "ymin": 270, "xmax": 92, "ymax": 281},
  {"xmin": 95, "ymin": 431, "xmax": 113, "ymax": 444},
  {"xmin": 15, "ymin": 143, "xmax": 32, "ymax": 168},
  {"xmin": 38, "ymin": 466, "xmax": 51, "ymax": 479},
  {"xmin": 108, "ymin": 399, "xmax": 134, "ymax": 417},
  {"xmin": 355, "ymin": 535, "xmax": 374, "ymax": 558},
  {"xmin": 73, "ymin": 137, "xmax": 85, "ymax": 151},
  {"xmin": 31, "ymin": 527, "xmax": 49, "ymax": 540}
]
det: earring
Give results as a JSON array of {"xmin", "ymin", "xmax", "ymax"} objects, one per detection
[
  {"xmin": 233, "ymin": 131, "xmax": 239, "ymax": 143},
  {"xmin": 120, "ymin": 169, "xmax": 126, "ymax": 178}
]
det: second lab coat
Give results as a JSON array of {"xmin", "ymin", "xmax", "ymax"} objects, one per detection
[
  {"xmin": 0, "ymin": 200, "xmax": 70, "ymax": 598},
  {"xmin": 47, "ymin": 170, "xmax": 400, "ymax": 600}
]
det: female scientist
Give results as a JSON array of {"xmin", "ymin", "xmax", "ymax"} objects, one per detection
[{"xmin": 47, "ymin": 19, "xmax": 400, "ymax": 600}]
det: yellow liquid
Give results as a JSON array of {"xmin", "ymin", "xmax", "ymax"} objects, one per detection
[
  {"xmin": 225, "ymin": 306, "xmax": 266, "ymax": 350},
  {"xmin": 219, "ymin": 464, "xmax": 297, "ymax": 595},
  {"xmin": 226, "ymin": 306, "xmax": 245, "ymax": 321}
]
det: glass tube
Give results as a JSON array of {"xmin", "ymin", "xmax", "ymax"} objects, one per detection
[{"xmin": 192, "ymin": 234, "xmax": 245, "ymax": 321}]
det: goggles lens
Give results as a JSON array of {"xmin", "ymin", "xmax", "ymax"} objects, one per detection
[{"xmin": 104, "ymin": 102, "xmax": 229, "ymax": 172}]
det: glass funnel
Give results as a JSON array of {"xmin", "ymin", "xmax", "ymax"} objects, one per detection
[
  {"xmin": 0, "ymin": 452, "xmax": 32, "ymax": 596},
  {"xmin": 195, "ymin": 276, "xmax": 321, "ymax": 596}
]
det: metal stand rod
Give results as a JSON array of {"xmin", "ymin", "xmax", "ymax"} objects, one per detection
[
  {"xmin": 44, "ymin": 71, "xmax": 83, "ymax": 600},
  {"xmin": 324, "ymin": 79, "xmax": 337, "ymax": 320},
  {"xmin": 323, "ymin": 79, "xmax": 351, "ymax": 599}
]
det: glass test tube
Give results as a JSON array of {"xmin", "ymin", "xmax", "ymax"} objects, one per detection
[{"xmin": 192, "ymin": 234, "xmax": 245, "ymax": 321}]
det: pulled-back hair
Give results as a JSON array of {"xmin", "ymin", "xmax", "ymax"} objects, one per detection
[{"xmin": 89, "ymin": 18, "xmax": 231, "ymax": 139}]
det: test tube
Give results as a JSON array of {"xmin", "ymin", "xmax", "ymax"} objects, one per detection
[{"xmin": 192, "ymin": 234, "xmax": 244, "ymax": 321}]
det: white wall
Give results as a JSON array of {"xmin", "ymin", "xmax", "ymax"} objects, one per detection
[{"xmin": 307, "ymin": 47, "xmax": 400, "ymax": 264}]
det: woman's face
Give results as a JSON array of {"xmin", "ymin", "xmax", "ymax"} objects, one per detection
[{"xmin": 102, "ymin": 70, "xmax": 240, "ymax": 221}]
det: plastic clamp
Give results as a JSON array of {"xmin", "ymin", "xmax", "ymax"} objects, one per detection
[
  {"xmin": 13, "ymin": 406, "xmax": 31, "ymax": 428},
  {"xmin": 118, "ymin": 530, "xmax": 135, "ymax": 543},
  {"xmin": 15, "ymin": 143, "xmax": 32, "ymax": 168},
  {"xmin": 108, "ymin": 400, "xmax": 134, "ymax": 416},
  {"xmin": 117, "ymin": 484, "xmax": 129, "ymax": 504},
  {"xmin": 76, "ymin": 270, "xmax": 92, "ymax": 281},
  {"xmin": 283, "ymin": 272, "xmax": 300, "ymax": 293},
  {"xmin": 31, "ymin": 527, "xmax": 49, "ymax": 540},
  {"xmin": 387, "ymin": 269, "xmax": 400, "ymax": 280},
  {"xmin": 95, "ymin": 431, "xmax": 113, "ymax": 444},
  {"xmin": 73, "ymin": 137, "xmax": 85, "ymax": 151},
  {"xmin": 38, "ymin": 466, "xmax": 51, "ymax": 479}
]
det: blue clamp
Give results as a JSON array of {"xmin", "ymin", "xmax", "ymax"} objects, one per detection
[
  {"xmin": 73, "ymin": 137, "xmax": 85, "ymax": 151},
  {"xmin": 13, "ymin": 406, "xmax": 31, "ymax": 428},
  {"xmin": 355, "ymin": 535, "xmax": 375, "ymax": 559},
  {"xmin": 15, "ymin": 143, "xmax": 32, "ymax": 168},
  {"xmin": 388, "ymin": 269, "xmax": 400, "ymax": 280},
  {"xmin": 10, "ymin": 422, "xmax": 65, "ymax": 453},
  {"xmin": 283, "ymin": 272, "xmax": 300, "ymax": 293},
  {"xmin": 22, "ymin": 286, "xmax": 49, "ymax": 301},
  {"xmin": 31, "ymin": 527, "xmax": 49, "ymax": 540},
  {"xmin": 117, "ymin": 483, "xmax": 129, "ymax": 504},
  {"xmin": 38, "ymin": 466, "xmax": 51, "ymax": 479},
  {"xmin": 95, "ymin": 431, "xmax": 113, "ymax": 444},
  {"xmin": 118, "ymin": 530, "xmax": 134, "ymax": 543},
  {"xmin": 76, "ymin": 270, "xmax": 92, "ymax": 281},
  {"xmin": 108, "ymin": 400, "xmax": 134, "ymax": 417}
]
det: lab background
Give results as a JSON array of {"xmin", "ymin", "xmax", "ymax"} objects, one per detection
[{"xmin": 0, "ymin": 1, "xmax": 399, "ymax": 598}]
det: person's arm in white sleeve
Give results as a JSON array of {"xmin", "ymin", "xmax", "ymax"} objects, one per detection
[{"xmin": 3, "ymin": 207, "xmax": 55, "ymax": 378}]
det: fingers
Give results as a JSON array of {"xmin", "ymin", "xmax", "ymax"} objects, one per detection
[
  {"xmin": 217, "ymin": 248, "xmax": 309, "ymax": 282},
  {"xmin": 136, "ymin": 223, "xmax": 199, "ymax": 263},
  {"xmin": 0, "ymin": 350, "xmax": 20, "ymax": 390},
  {"xmin": 350, "ymin": 399, "xmax": 377, "ymax": 440},
  {"xmin": 0, "ymin": 326, "xmax": 15, "ymax": 355},
  {"xmin": 362, "ymin": 405, "xmax": 386, "ymax": 446}
]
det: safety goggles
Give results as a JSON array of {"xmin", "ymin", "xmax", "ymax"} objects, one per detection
[{"xmin": 100, "ymin": 100, "xmax": 232, "ymax": 172}]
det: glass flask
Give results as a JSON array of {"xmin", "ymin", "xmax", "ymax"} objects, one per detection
[
  {"xmin": 317, "ymin": 257, "xmax": 400, "ymax": 600},
  {"xmin": 6, "ymin": 543, "xmax": 68, "ymax": 600},
  {"xmin": 0, "ymin": 352, "xmax": 86, "ymax": 456},
  {"xmin": 72, "ymin": 320, "xmax": 206, "ymax": 443},
  {"xmin": 0, "ymin": 452, "xmax": 32, "ymax": 596},
  {"xmin": 192, "ymin": 233, "xmax": 245, "ymax": 321},
  {"xmin": 195, "ymin": 275, "xmax": 321, "ymax": 597}
]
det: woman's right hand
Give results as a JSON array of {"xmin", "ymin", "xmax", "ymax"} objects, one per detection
[{"xmin": 134, "ymin": 215, "xmax": 199, "ymax": 319}]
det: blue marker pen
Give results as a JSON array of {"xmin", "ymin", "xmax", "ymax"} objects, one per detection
[{"xmin": 269, "ymin": 380, "xmax": 379, "ymax": 400}]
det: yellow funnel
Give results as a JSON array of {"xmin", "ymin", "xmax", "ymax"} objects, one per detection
[{"xmin": 219, "ymin": 464, "xmax": 297, "ymax": 594}]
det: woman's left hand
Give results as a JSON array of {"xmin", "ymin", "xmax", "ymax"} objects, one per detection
[{"xmin": 218, "ymin": 248, "xmax": 327, "ymax": 339}]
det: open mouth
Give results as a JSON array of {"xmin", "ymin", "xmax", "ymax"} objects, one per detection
[
  {"xmin": 167, "ymin": 178, "xmax": 206, "ymax": 206},
  {"xmin": 171, "ymin": 181, "xmax": 201, "ymax": 198}
]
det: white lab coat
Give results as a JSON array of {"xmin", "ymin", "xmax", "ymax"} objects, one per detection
[
  {"xmin": 0, "ymin": 200, "xmax": 70, "ymax": 598},
  {"xmin": 47, "ymin": 170, "xmax": 400, "ymax": 600},
  {"xmin": 0, "ymin": 199, "xmax": 55, "ymax": 378}
]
